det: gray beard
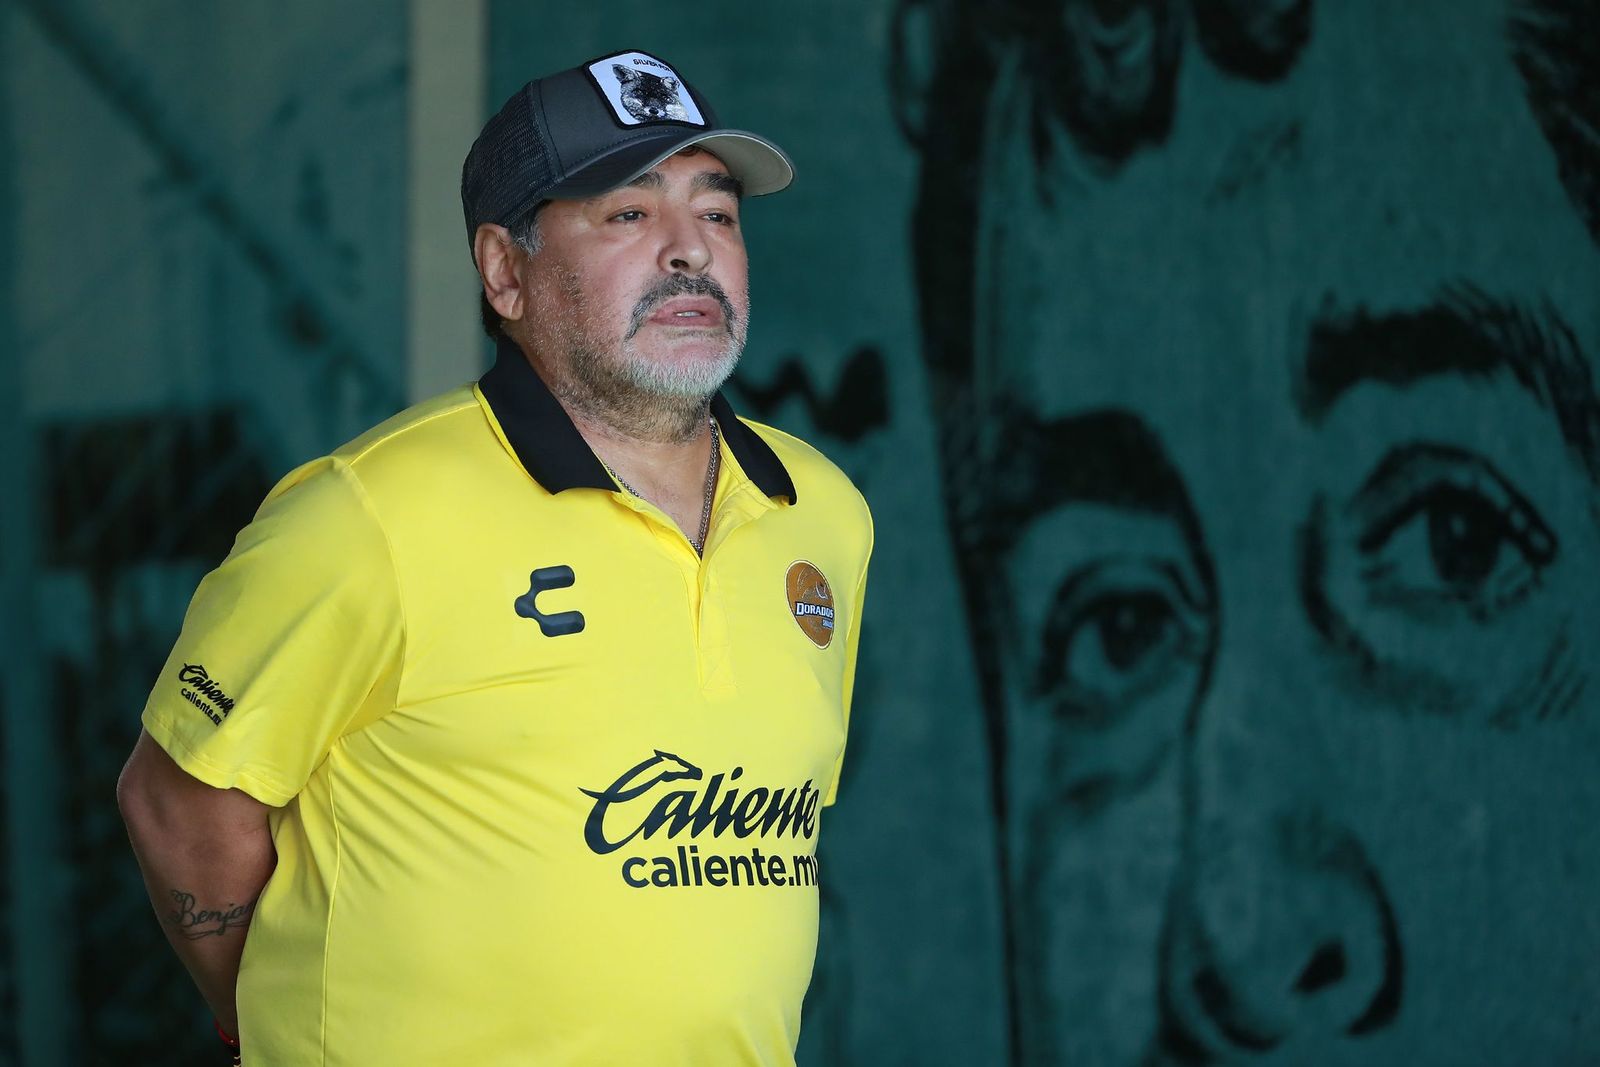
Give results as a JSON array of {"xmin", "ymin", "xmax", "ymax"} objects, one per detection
[
  {"xmin": 556, "ymin": 334, "xmax": 740, "ymax": 443},
  {"xmin": 541, "ymin": 271, "xmax": 747, "ymax": 444}
]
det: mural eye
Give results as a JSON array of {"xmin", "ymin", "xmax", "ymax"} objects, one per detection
[
  {"xmin": 1354, "ymin": 446, "xmax": 1557, "ymax": 621},
  {"xmin": 1034, "ymin": 560, "xmax": 1206, "ymax": 716},
  {"xmin": 1082, "ymin": 593, "xmax": 1177, "ymax": 673}
]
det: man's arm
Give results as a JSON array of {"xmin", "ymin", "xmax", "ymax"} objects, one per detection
[{"xmin": 117, "ymin": 729, "xmax": 277, "ymax": 1036}]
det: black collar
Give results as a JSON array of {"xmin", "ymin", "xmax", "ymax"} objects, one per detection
[{"xmin": 479, "ymin": 336, "xmax": 797, "ymax": 502}]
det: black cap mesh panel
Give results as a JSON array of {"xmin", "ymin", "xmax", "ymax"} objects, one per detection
[{"xmin": 461, "ymin": 84, "xmax": 553, "ymax": 246}]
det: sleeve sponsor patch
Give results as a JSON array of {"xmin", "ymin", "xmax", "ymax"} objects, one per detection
[{"xmin": 176, "ymin": 662, "xmax": 235, "ymax": 726}]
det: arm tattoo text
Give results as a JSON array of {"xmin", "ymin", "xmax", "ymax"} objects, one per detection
[{"xmin": 165, "ymin": 890, "xmax": 256, "ymax": 940}]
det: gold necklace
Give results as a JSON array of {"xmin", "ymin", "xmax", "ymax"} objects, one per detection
[{"xmin": 600, "ymin": 417, "xmax": 721, "ymax": 555}]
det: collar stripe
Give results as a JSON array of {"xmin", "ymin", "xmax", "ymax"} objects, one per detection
[{"xmin": 479, "ymin": 336, "xmax": 797, "ymax": 502}]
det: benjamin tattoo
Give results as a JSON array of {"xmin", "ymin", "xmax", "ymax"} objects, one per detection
[{"xmin": 166, "ymin": 889, "xmax": 256, "ymax": 940}]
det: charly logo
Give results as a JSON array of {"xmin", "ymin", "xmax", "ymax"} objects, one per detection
[
  {"xmin": 515, "ymin": 565, "xmax": 585, "ymax": 637},
  {"xmin": 177, "ymin": 663, "xmax": 235, "ymax": 726},
  {"xmin": 580, "ymin": 750, "xmax": 822, "ymax": 890},
  {"xmin": 785, "ymin": 561, "xmax": 835, "ymax": 649}
]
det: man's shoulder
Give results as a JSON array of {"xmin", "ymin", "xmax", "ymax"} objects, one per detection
[
  {"xmin": 257, "ymin": 384, "xmax": 493, "ymax": 531},
  {"xmin": 328, "ymin": 383, "xmax": 516, "ymax": 500},
  {"xmin": 740, "ymin": 417, "xmax": 871, "ymax": 522},
  {"xmin": 331, "ymin": 384, "xmax": 485, "ymax": 470}
]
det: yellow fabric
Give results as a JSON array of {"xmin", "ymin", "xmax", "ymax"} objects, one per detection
[{"xmin": 142, "ymin": 384, "xmax": 872, "ymax": 1066}]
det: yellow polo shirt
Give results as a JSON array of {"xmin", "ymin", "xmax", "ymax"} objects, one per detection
[{"xmin": 141, "ymin": 338, "xmax": 872, "ymax": 1066}]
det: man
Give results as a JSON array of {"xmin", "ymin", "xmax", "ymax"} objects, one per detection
[
  {"xmin": 117, "ymin": 49, "xmax": 872, "ymax": 1066},
  {"xmin": 900, "ymin": 0, "xmax": 1598, "ymax": 1063}
]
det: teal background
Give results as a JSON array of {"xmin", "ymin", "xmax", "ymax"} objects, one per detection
[{"xmin": 4, "ymin": 1, "xmax": 1598, "ymax": 1063}]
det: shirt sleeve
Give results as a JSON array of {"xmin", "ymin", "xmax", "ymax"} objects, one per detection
[
  {"xmin": 822, "ymin": 517, "xmax": 873, "ymax": 808},
  {"xmin": 141, "ymin": 457, "xmax": 404, "ymax": 807}
]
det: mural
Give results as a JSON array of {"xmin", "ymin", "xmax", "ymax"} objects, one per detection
[
  {"xmin": 897, "ymin": 0, "xmax": 1600, "ymax": 1062},
  {"xmin": 5, "ymin": 0, "xmax": 1597, "ymax": 1063}
]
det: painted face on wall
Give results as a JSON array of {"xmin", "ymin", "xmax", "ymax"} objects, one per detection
[{"xmin": 967, "ymin": 3, "xmax": 1600, "ymax": 1063}]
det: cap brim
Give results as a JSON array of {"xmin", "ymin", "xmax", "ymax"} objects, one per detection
[{"xmin": 540, "ymin": 128, "xmax": 794, "ymax": 206}]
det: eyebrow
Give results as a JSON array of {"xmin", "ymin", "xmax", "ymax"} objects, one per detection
[
  {"xmin": 985, "ymin": 406, "xmax": 1206, "ymax": 552},
  {"xmin": 692, "ymin": 171, "xmax": 744, "ymax": 200},
  {"xmin": 614, "ymin": 169, "xmax": 744, "ymax": 199},
  {"xmin": 1296, "ymin": 285, "xmax": 1600, "ymax": 483}
]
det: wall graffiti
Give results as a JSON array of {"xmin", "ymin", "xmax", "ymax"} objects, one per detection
[
  {"xmin": 6, "ymin": 1, "xmax": 1596, "ymax": 1063},
  {"xmin": 897, "ymin": 0, "xmax": 1600, "ymax": 1062}
]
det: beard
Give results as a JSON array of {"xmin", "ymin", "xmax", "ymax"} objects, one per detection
[
  {"xmin": 545, "ymin": 270, "xmax": 748, "ymax": 443},
  {"xmin": 615, "ymin": 273, "xmax": 746, "ymax": 397}
]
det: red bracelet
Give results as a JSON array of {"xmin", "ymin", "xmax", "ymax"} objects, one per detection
[{"xmin": 215, "ymin": 1018, "xmax": 241, "ymax": 1049}]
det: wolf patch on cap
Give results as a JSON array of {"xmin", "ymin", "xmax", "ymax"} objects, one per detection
[{"xmin": 589, "ymin": 52, "xmax": 707, "ymax": 127}]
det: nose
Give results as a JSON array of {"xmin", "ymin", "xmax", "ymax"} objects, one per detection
[
  {"xmin": 1159, "ymin": 809, "xmax": 1402, "ymax": 1057},
  {"xmin": 657, "ymin": 207, "xmax": 711, "ymax": 275}
]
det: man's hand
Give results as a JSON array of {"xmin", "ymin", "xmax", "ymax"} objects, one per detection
[{"xmin": 117, "ymin": 730, "xmax": 277, "ymax": 1038}]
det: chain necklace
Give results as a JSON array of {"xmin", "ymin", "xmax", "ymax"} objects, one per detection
[{"xmin": 600, "ymin": 417, "xmax": 721, "ymax": 555}]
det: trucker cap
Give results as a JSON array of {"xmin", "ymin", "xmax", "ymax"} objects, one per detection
[{"xmin": 461, "ymin": 49, "xmax": 794, "ymax": 247}]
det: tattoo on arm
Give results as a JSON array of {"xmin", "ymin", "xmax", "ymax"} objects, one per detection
[{"xmin": 165, "ymin": 890, "xmax": 257, "ymax": 941}]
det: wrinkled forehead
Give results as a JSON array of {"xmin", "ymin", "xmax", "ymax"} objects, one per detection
[{"xmin": 973, "ymin": 0, "xmax": 1600, "ymax": 422}]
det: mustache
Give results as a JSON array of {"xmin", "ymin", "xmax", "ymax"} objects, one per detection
[{"xmin": 624, "ymin": 274, "xmax": 738, "ymax": 340}]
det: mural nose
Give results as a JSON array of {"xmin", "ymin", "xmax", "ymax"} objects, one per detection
[{"xmin": 1158, "ymin": 811, "xmax": 1402, "ymax": 1057}]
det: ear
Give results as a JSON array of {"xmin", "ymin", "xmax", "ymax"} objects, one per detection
[
  {"xmin": 663, "ymin": 76, "xmax": 678, "ymax": 91},
  {"xmin": 474, "ymin": 223, "xmax": 527, "ymax": 325},
  {"xmin": 613, "ymin": 64, "xmax": 637, "ymax": 84}
]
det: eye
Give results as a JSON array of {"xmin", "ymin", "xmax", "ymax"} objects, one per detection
[
  {"xmin": 702, "ymin": 211, "xmax": 738, "ymax": 226},
  {"xmin": 610, "ymin": 209, "xmax": 646, "ymax": 223},
  {"xmin": 1352, "ymin": 444, "xmax": 1557, "ymax": 621},
  {"xmin": 1033, "ymin": 558, "xmax": 1207, "ymax": 721}
]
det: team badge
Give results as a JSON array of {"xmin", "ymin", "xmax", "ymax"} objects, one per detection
[{"xmin": 785, "ymin": 561, "xmax": 835, "ymax": 649}]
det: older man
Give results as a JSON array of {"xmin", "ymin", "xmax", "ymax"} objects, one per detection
[{"xmin": 117, "ymin": 49, "xmax": 871, "ymax": 1066}]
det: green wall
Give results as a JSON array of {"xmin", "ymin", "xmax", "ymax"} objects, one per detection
[{"xmin": 5, "ymin": 0, "xmax": 1598, "ymax": 1063}]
